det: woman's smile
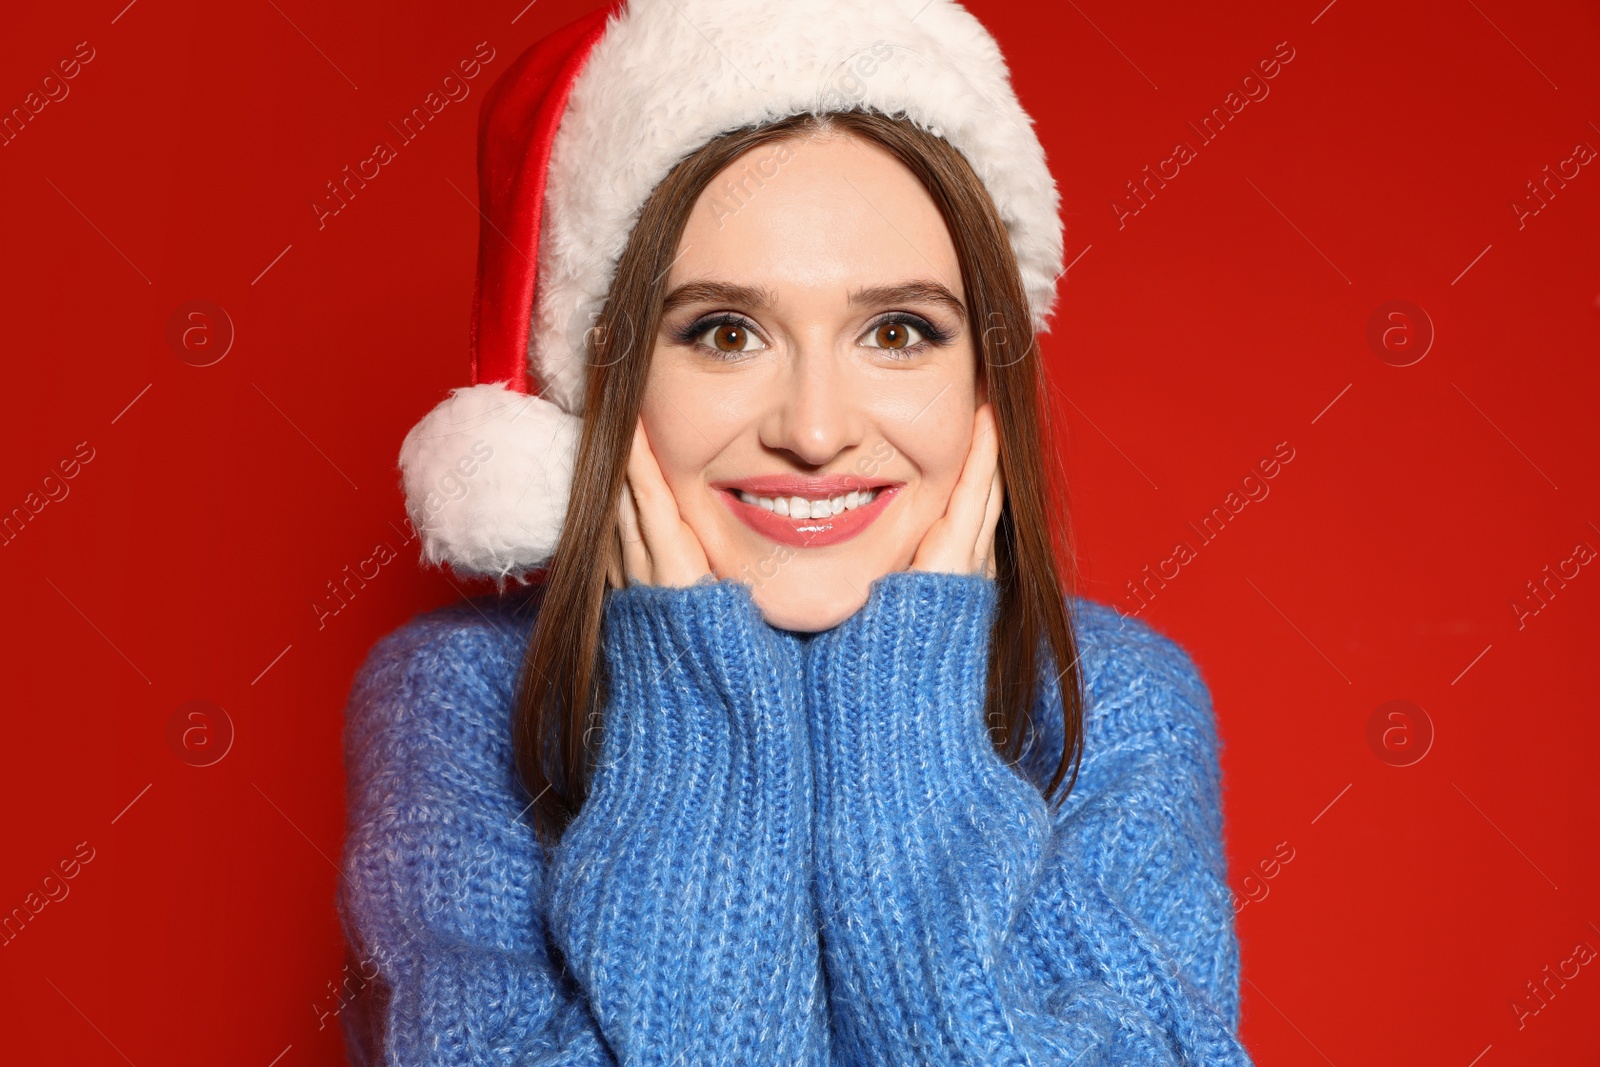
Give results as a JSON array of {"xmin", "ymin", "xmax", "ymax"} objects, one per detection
[{"xmin": 712, "ymin": 475, "xmax": 904, "ymax": 548}]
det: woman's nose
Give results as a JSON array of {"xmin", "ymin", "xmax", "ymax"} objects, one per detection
[{"xmin": 763, "ymin": 344, "xmax": 864, "ymax": 468}]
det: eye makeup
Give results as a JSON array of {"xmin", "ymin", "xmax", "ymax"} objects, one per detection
[{"xmin": 667, "ymin": 310, "xmax": 956, "ymax": 358}]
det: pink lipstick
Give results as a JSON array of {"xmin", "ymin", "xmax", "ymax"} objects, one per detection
[{"xmin": 710, "ymin": 474, "xmax": 901, "ymax": 549}]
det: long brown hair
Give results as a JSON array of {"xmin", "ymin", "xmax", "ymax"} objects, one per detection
[{"xmin": 513, "ymin": 109, "xmax": 1086, "ymax": 849}]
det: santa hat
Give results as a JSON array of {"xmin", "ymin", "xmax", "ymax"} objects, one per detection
[{"xmin": 399, "ymin": 0, "xmax": 1064, "ymax": 583}]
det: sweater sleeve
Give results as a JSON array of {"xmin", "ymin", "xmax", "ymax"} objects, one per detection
[
  {"xmin": 337, "ymin": 579, "xmax": 831, "ymax": 1066},
  {"xmin": 802, "ymin": 570, "xmax": 1253, "ymax": 1067},
  {"xmin": 542, "ymin": 576, "xmax": 832, "ymax": 1066},
  {"xmin": 337, "ymin": 599, "xmax": 614, "ymax": 1066}
]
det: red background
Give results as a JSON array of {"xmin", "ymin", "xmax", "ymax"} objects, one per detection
[{"xmin": 2, "ymin": 0, "xmax": 1596, "ymax": 1062}]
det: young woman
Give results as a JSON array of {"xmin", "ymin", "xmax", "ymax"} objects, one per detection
[{"xmin": 338, "ymin": 2, "xmax": 1254, "ymax": 1064}]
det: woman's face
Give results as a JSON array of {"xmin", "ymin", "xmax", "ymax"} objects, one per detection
[{"xmin": 639, "ymin": 129, "xmax": 983, "ymax": 633}]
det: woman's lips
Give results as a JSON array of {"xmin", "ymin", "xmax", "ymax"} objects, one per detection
[{"xmin": 718, "ymin": 485, "xmax": 900, "ymax": 548}]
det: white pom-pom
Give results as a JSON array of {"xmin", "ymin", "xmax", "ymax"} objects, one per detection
[{"xmin": 398, "ymin": 381, "xmax": 581, "ymax": 583}]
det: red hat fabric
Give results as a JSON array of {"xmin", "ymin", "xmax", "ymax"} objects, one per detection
[
  {"xmin": 400, "ymin": 0, "xmax": 1064, "ymax": 584},
  {"xmin": 470, "ymin": 1, "xmax": 624, "ymax": 389}
]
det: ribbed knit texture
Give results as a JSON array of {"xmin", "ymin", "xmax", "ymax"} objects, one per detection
[{"xmin": 337, "ymin": 571, "xmax": 1253, "ymax": 1066}]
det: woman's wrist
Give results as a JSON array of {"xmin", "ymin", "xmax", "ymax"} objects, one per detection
[
  {"xmin": 547, "ymin": 574, "xmax": 824, "ymax": 1062},
  {"xmin": 602, "ymin": 576, "xmax": 802, "ymax": 727},
  {"xmin": 810, "ymin": 568, "xmax": 1052, "ymax": 876},
  {"xmin": 806, "ymin": 569, "xmax": 1000, "ymax": 727},
  {"xmin": 583, "ymin": 574, "xmax": 810, "ymax": 833},
  {"xmin": 802, "ymin": 569, "xmax": 1053, "ymax": 1063}
]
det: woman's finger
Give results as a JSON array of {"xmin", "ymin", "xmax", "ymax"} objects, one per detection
[
  {"xmin": 619, "ymin": 414, "xmax": 711, "ymax": 587},
  {"xmin": 625, "ymin": 418, "xmax": 671, "ymax": 560},
  {"xmin": 617, "ymin": 475, "xmax": 650, "ymax": 585},
  {"xmin": 910, "ymin": 402, "xmax": 1000, "ymax": 575},
  {"xmin": 626, "ymin": 416, "xmax": 683, "ymax": 586},
  {"xmin": 943, "ymin": 403, "xmax": 999, "ymax": 563},
  {"xmin": 626, "ymin": 418, "xmax": 675, "ymax": 516},
  {"xmin": 977, "ymin": 461, "xmax": 1003, "ymax": 577}
]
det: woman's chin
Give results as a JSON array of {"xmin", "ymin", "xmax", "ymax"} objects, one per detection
[{"xmin": 740, "ymin": 567, "xmax": 876, "ymax": 634}]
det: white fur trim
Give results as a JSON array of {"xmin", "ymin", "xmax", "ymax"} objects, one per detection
[
  {"xmin": 531, "ymin": 0, "xmax": 1063, "ymax": 414},
  {"xmin": 398, "ymin": 382, "xmax": 581, "ymax": 582}
]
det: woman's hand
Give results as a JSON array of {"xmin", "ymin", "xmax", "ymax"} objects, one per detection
[
  {"xmin": 909, "ymin": 401, "xmax": 1003, "ymax": 578},
  {"xmin": 606, "ymin": 415, "xmax": 713, "ymax": 589}
]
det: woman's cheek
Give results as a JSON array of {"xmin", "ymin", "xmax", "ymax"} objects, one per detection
[
  {"xmin": 898, "ymin": 430, "xmax": 971, "ymax": 524},
  {"xmin": 640, "ymin": 380, "xmax": 725, "ymax": 480},
  {"xmin": 681, "ymin": 481, "xmax": 742, "ymax": 573},
  {"xmin": 639, "ymin": 396, "xmax": 742, "ymax": 554}
]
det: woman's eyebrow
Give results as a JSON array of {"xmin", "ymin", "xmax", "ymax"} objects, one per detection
[
  {"xmin": 848, "ymin": 282, "xmax": 967, "ymax": 323},
  {"xmin": 660, "ymin": 280, "xmax": 779, "ymax": 314},
  {"xmin": 660, "ymin": 280, "xmax": 969, "ymax": 323}
]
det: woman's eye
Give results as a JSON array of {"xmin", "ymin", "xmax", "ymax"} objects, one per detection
[
  {"xmin": 695, "ymin": 321, "xmax": 767, "ymax": 353},
  {"xmin": 861, "ymin": 319, "xmax": 925, "ymax": 351}
]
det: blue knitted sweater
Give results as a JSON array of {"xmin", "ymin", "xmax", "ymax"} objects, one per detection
[{"xmin": 337, "ymin": 570, "xmax": 1254, "ymax": 1065}]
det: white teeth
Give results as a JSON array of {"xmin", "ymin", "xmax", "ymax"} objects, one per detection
[{"xmin": 735, "ymin": 487, "xmax": 879, "ymax": 518}]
